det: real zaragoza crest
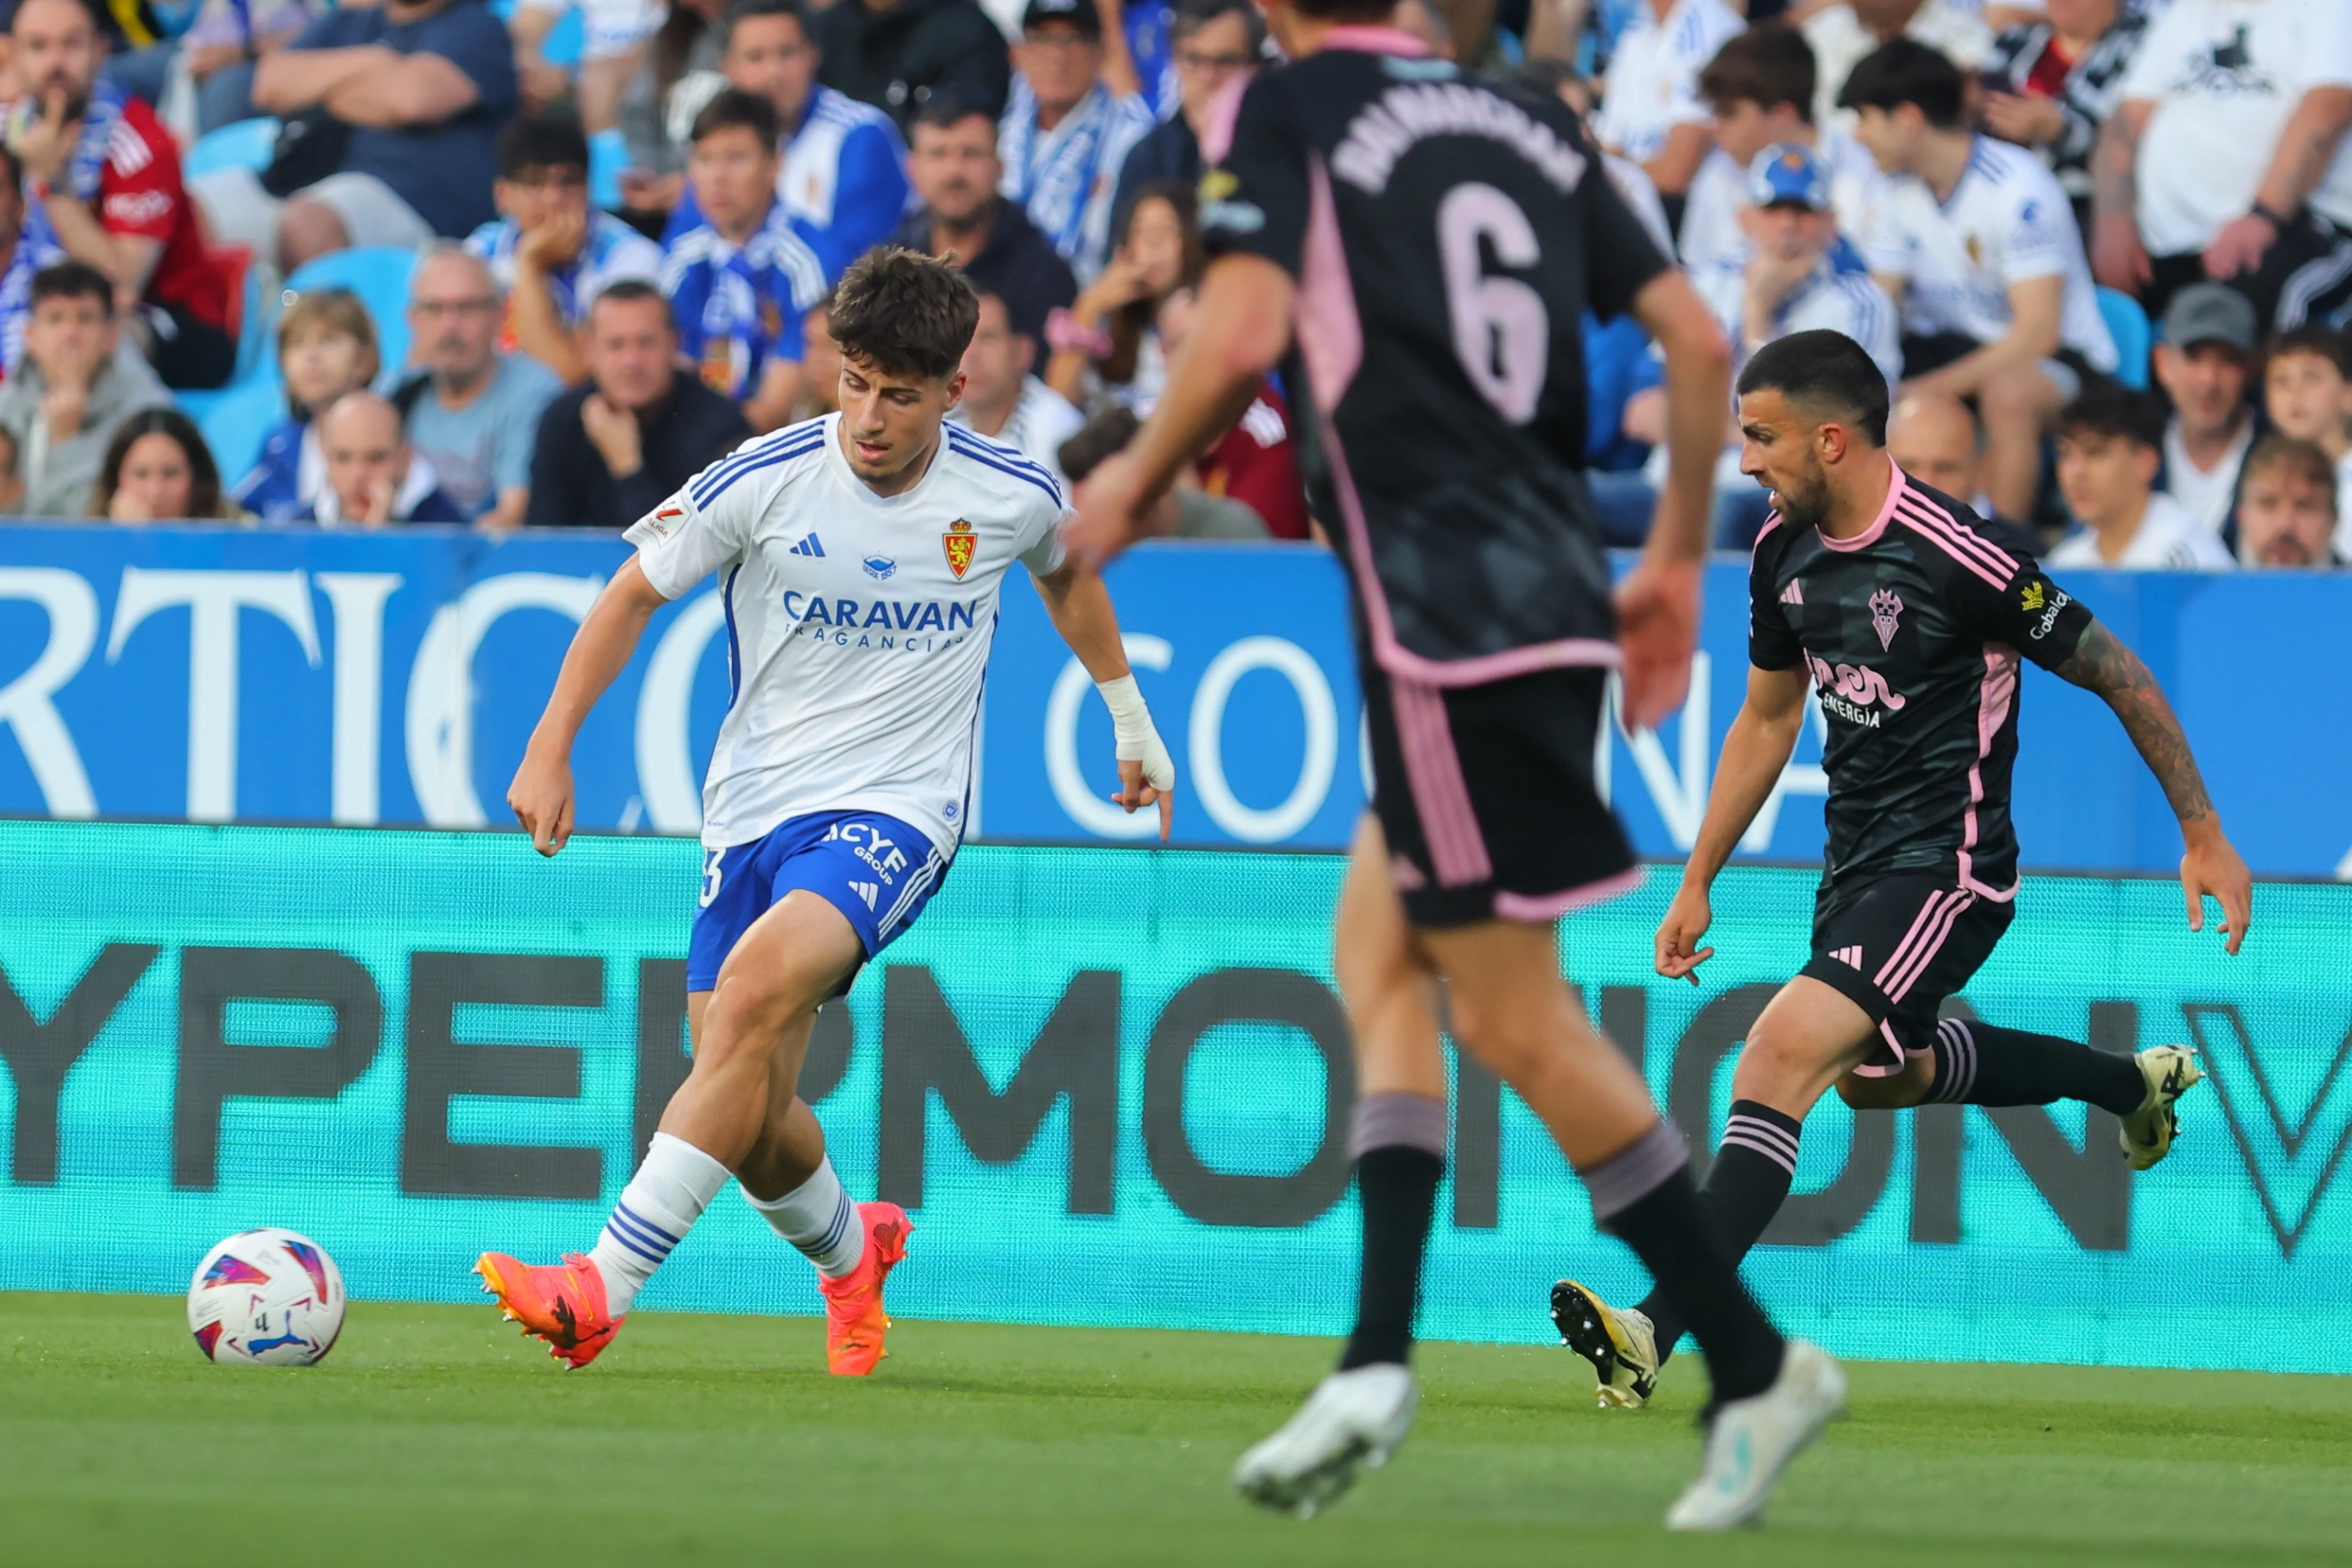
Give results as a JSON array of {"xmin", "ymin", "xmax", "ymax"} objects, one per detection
[{"xmin": 943, "ymin": 518, "xmax": 977, "ymax": 579}]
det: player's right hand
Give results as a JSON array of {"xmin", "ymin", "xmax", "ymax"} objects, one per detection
[
  {"xmin": 507, "ymin": 747, "xmax": 576, "ymax": 857},
  {"xmin": 1653, "ymin": 881, "xmax": 1715, "ymax": 985}
]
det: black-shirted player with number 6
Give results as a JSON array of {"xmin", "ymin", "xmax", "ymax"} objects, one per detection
[
  {"xmin": 1069, "ymin": 0, "xmax": 1841, "ymax": 1534},
  {"xmin": 1547, "ymin": 329, "xmax": 2253, "ymax": 1414}
]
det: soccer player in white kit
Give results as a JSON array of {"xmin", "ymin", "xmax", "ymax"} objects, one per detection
[{"xmin": 478, "ymin": 249, "xmax": 1175, "ymax": 1374}]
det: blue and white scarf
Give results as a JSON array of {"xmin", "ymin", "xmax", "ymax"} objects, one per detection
[
  {"xmin": 1, "ymin": 201, "xmax": 66, "ymax": 376},
  {"xmin": 997, "ymin": 78, "xmax": 1154, "ymax": 282}
]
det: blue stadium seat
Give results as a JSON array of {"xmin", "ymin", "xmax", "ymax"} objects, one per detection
[
  {"xmin": 183, "ymin": 117, "xmax": 280, "ymax": 183},
  {"xmin": 2097, "ymin": 287, "xmax": 2151, "ymax": 391},
  {"xmin": 284, "ymin": 246, "xmax": 421, "ymax": 379},
  {"xmin": 190, "ymin": 373, "xmax": 289, "ymax": 493},
  {"xmin": 589, "ymin": 126, "xmax": 629, "ymax": 212},
  {"xmin": 543, "ymin": 7, "xmax": 584, "ymax": 67}
]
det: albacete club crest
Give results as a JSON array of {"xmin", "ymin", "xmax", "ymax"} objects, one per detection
[{"xmin": 943, "ymin": 517, "xmax": 978, "ymax": 579}]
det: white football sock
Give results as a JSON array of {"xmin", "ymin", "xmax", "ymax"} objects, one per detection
[
  {"xmin": 588, "ymin": 1132, "xmax": 731, "ymax": 1315},
  {"xmin": 744, "ymin": 1156, "xmax": 866, "ymax": 1279}
]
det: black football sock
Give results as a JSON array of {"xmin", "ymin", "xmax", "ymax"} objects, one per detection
[
  {"xmin": 1338, "ymin": 1092, "xmax": 1446, "ymax": 1371},
  {"xmin": 1930, "ymin": 1017, "xmax": 2146, "ymax": 1116},
  {"xmin": 1633, "ymin": 1101, "xmax": 1803, "ymax": 1358},
  {"xmin": 1584, "ymin": 1121, "xmax": 1784, "ymax": 1405}
]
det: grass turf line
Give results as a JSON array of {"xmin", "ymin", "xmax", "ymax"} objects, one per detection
[{"xmin": 3, "ymin": 1292, "xmax": 2348, "ymax": 1566}]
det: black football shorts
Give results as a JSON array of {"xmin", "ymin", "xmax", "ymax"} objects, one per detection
[
  {"xmin": 1801, "ymin": 870, "xmax": 2014, "ymax": 1076},
  {"xmin": 1360, "ymin": 659, "xmax": 1639, "ymax": 929}
]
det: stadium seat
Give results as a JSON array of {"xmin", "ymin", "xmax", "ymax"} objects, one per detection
[
  {"xmin": 2097, "ymin": 287, "xmax": 2151, "ymax": 391},
  {"xmin": 182, "ymin": 117, "xmax": 280, "ymax": 183},
  {"xmin": 284, "ymin": 246, "xmax": 421, "ymax": 379},
  {"xmin": 191, "ymin": 372, "xmax": 289, "ymax": 493},
  {"xmin": 543, "ymin": 7, "xmax": 584, "ymax": 67},
  {"xmin": 589, "ymin": 126, "xmax": 629, "ymax": 212}
]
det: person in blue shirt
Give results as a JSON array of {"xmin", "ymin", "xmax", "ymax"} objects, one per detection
[
  {"xmin": 662, "ymin": 0, "xmax": 910, "ymax": 285},
  {"xmin": 232, "ymin": 287, "xmax": 382, "ymax": 525},
  {"xmin": 661, "ymin": 88, "xmax": 828, "ymax": 431}
]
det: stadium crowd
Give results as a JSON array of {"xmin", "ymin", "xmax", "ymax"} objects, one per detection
[{"xmin": 0, "ymin": 0, "xmax": 2340, "ymax": 568}]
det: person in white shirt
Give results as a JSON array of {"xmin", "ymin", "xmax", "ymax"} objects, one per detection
[
  {"xmin": 949, "ymin": 288, "xmax": 1086, "ymax": 488},
  {"xmin": 1843, "ymin": 39, "xmax": 2118, "ymax": 524},
  {"xmin": 1592, "ymin": 0, "xmax": 1748, "ymax": 201},
  {"xmin": 2151, "ymin": 284, "xmax": 2259, "ymax": 535},
  {"xmin": 2049, "ymin": 382, "xmax": 2238, "ymax": 569},
  {"xmin": 1802, "ymin": 0, "xmax": 1991, "ymax": 132},
  {"xmin": 1681, "ymin": 22, "xmax": 1886, "ymax": 274},
  {"xmin": 480, "ymin": 248, "xmax": 1175, "ymax": 1379},
  {"xmin": 2092, "ymin": 0, "xmax": 2352, "ymax": 334}
]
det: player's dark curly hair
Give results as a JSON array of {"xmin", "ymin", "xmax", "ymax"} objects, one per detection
[
  {"xmin": 827, "ymin": 246, "xmax": 980, "ymax": 381},
  {"xmin": 1737, "ymin": 330, "xmax": 1892, "ymax": 445}
]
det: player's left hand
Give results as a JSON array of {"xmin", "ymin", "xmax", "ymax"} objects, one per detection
[
  {"xmin": 1612, "ymin": 556, "xmax": 1703, "ymax": 730},
  {"xmin": 2181, "ymin": 826, "xmax": 2252, "ymax": 955}
]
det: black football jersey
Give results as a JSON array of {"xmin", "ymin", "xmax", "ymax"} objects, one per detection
[
  {"xmin": 1748, "ymin": 470, "xmax": 2095, "ymax": 892},
  {"xmin": 1200, "ymin": 38, "xmax": 1669, "ymax": 677}
]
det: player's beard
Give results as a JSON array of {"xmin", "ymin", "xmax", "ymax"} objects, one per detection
[{"xmin": 1770, "ymin": 458, "xmax": 1832, "ymax": 532}]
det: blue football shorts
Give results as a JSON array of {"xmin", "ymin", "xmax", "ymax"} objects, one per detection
[{"xmin": 685, "ymin": 810, "xmax": 949, "ymax": 993}]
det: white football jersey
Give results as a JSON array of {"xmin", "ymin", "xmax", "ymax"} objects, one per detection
[
  {"xmin": 1866, "ymin": 134, "xmax": 2118, "ymax": 373},
  {"xmin": 1592, "ymin": 0, "xmax": 1747, "ymax": 164},
  {"xmin": 624, "ymin": 415, "xmax": 1069, "ymax": 854}
]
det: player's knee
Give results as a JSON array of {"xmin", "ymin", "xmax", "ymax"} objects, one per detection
[
  {"xmin": 697, "ymin": 964, "xmax": 811, "ymax": 1062},
  {"xmin": 1835, "ymin": 1073, "xmax": 1908, "ymax": 1109}
]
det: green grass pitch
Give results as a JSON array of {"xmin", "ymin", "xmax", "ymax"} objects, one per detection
[{"xmin": 4, "ymin": 1292, "xmax": 2348, "ymax": 1567}]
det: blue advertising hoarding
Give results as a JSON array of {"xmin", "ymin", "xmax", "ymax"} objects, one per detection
[
  {"xmin": 1, "ymin": 525, "xmax": 2349, "ymax": 875},
  {"xmin": 1, "ymin": 819, "xmax": 2346, "ymax": 1372}
]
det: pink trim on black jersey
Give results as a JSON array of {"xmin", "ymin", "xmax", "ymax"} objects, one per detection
[
  {"xmin": 1319, "ymin": 24, "xmax": 1432, "ymax": 56},
  {"xmin": 1959, "ymin": 644, "xmax": 2022, "ymax": 902},
  {"xmin": 1493, "ymin": 864, "xmax": 1646, "ymax": 923},
  {"xmin": 1893, "ymin": 492, "xmax": 2015, "ymax": 590},
  {"xmin": 1814, "ymin": 461, "xmax": 1911, "ymax": 552}
]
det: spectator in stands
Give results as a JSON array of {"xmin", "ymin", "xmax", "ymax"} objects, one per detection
[
  {"xmin": 815, "ymin": 0, "xmax": 1011, "ymax": 134},
  {"xmin": 1109, "ymin": 0, "xmax": 1257, "ymax": 249},
  {"xmin": 793, "ymin": 289, "xmax": 841, "ymax": 419},
  {"xmin": 311, "ymin": 390, "xmax": 467, "ymax": 525},
  {"xmin": 894, "ymin": 97, "xmax": 1076, "ymax": 356},
  {"xmin": 526, "ymin": 281, "xmax": 751, "ymax": 530},
  {"xmin": 2049, "ymin": 383, "xmax": 2235, "ymax": 569},
  {"xmin": 1886, "ymin": 388, "xmax": 1989, "ymax": 511},
  {"xmin": 999, "ymin": 0, "xmax": 1152, "ymax": 284},
  {"xmin": 659, "ymin": 0, "xmax": 912, "ymax": 285},
  {"xmin": 1979, "ymin": 0, "xmax": 2149, "ymax": 234},
  {"xmin": 1803, "ymin": 0, "xmax": 1990, "ymax": 132},
  {"xmin": 5, "ymin": 0, "xmax": 234, "ymax": 389},
  {"xmin": 0, "ymin": 143, "xmax": 64, "ymax": 384},
  {"xmin": 0, "ymin": 262, "xmax": 169, "ymax": 517},
  {"xmin": 949, "ymin": 288, "xmax": 1084, "ymax": 487},
  {"xmin": 1682, "ymin": 24, "xmax": 1883, "ymax": 276},
  {"xmin": 172, "ymin": 0, "xmax": 318, "ymax": 136},
  {"xmin": 1044, "ymin": 177, "xmax": 1196, "ymax": 408},
  {"xmin": 1156, "ymin": 282, "xmax": 1311, "ymax": 539},
  {"xmin": 2260, "ymin": 325, "xmax": 2352, "ymax": 543},
  {"xmin": 1844, "ymin": 41, "xmax": 2118, "ymax": 525},
  {"xmin": 1582, "ymin": 310, "xmax": 1662, "ymax": 482},
  {"xmin": 2094, "ymin": 0, "xmax": 2352, "ymax": 334},
  {"xmin": 1510, "ymin": 56, "xmax": 1679, "ymax": 256},
  {"xmin": 233, "ymin": 288, "xmax": 380, "ymax": 527},
  {"xmin": 396, "ymin": 247, "xmax": 561, "ymax": 530},
  {"xmin": 511, "ymin": 0, "xmax": 659, "ymax": 132},
  {"xmin": 91, "ymin": 408, "xmax": 243, "ymax": 521},
  {"xmin": 2235, "ymin": 434, "xmax": 2345, "ymax": 568},
  {"xmin": 467, "ymin": 114, "xmax": 662, "ymax": 386},
  {"xmin": 1058, "ymin": 404, "xmax": 1269, "ymax": 539},
  {"xmin": 615, "ymin": 0, "xmax": 727, "ymax": 221},
  {"xmin": 662, "ymin": 89, "xmax": 826, "ymax": 432},
  {"xmin": 230, "ymin": 0, "xmax": 520, "ymax": 272},
  {"xmin": 1592, "ymin": 0, "xmax": 1744, "ymax": 204},
  {"xmin": 0, "ymin": 427, "xmax": 22, "ymax": 514},
  {"xmin": 2152, "ymin": 283, "xmax": 2259, "ymax": 537}
]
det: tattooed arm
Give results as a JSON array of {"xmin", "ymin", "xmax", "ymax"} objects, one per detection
[{"xmin": 2056, "ymin": 621, "xmax": 2252, "ymax": 953}]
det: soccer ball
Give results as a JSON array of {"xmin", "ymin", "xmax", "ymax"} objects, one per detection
[{"xmin": 187, "ymin": 1228, "xmax": 346, "ymax": 1367}]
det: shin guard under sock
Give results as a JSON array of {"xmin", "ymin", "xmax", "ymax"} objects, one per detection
[
  {"xmin": 1931, "ymin": 1018, "xmax": 2145, "ymax": 1115},
  {"xmin": 1636, "ymin": 1101, "xmax": 1802, "ymax": 1356},
  {"xmin": 1338, "ymin": 1093, "xmax": 1446, "ymax": 1370}
]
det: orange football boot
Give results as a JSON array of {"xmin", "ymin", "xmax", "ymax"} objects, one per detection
[
  {"xmin": 819, "ymin": 1202, "xmax": 912, "ymax": 1375},
  {"xmin": 474, "ymin": 1250, "xmax": 623, "ymax": 1369}
]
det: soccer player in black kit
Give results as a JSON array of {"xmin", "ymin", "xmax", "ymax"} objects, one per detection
[
  {"xmin": 1068, "ymin": 0, "xmax": 1842, "ymax": 1534},
  {"xmin": 1551, "ymin": 330, "xmax": 2255, "ymax": 1411}
]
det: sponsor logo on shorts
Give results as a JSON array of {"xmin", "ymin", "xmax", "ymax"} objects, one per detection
[
  {"xmin": 824, "ymin": 820, "xmax": 909, "ymax": 884},
  {"xmin": 1829, "ymin": 945, "xmax": 1864, "ymax": 969}
]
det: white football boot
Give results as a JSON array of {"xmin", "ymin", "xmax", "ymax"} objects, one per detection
[
  {"xmin": 1551, "ymin": 1279, "xmax": 1661, "ymax": 1409},
  {"xmin": 1232, "ymin": 1363, "xmax": 1417, "ymax": 1518},
  {"xmin": 1665, "ymin": 1338, "xmax": 1846, "ymax": 1532},
  {"xmin": 2119, "ymin": 1044, "xmax": 2203, "ymax": 1171}
]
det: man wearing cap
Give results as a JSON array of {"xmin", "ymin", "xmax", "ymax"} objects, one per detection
[
  {"xmin": 999, "ymin": 0, "xmax": 1155, "ymax": 284},
  {"xmin": 814, "ymin": 0, "xmax": 1011, "ymax": 132},
  {"xmin": 1598, "ymin": 143, "xmax": 1900, "ymax": 549},
  {"xmin": 2152, "ymin": 282, "xmax": 2261, "ymax": 537}
]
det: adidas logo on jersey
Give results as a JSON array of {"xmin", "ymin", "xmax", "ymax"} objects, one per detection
[
  {"xmin": 1780, "ymin": 579, "xmax": 1804, "ymax": 606},
  {"xmin": 789, "ymin": 533, "xmax": 826, "ymax": 557},
  {"xmin": 1829, "ymin": 946, "xmax": 1864, "ymax": 969},
  {"xmin": 850, "ymin": 881, "xmax": 879, "ymax": 909}
]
